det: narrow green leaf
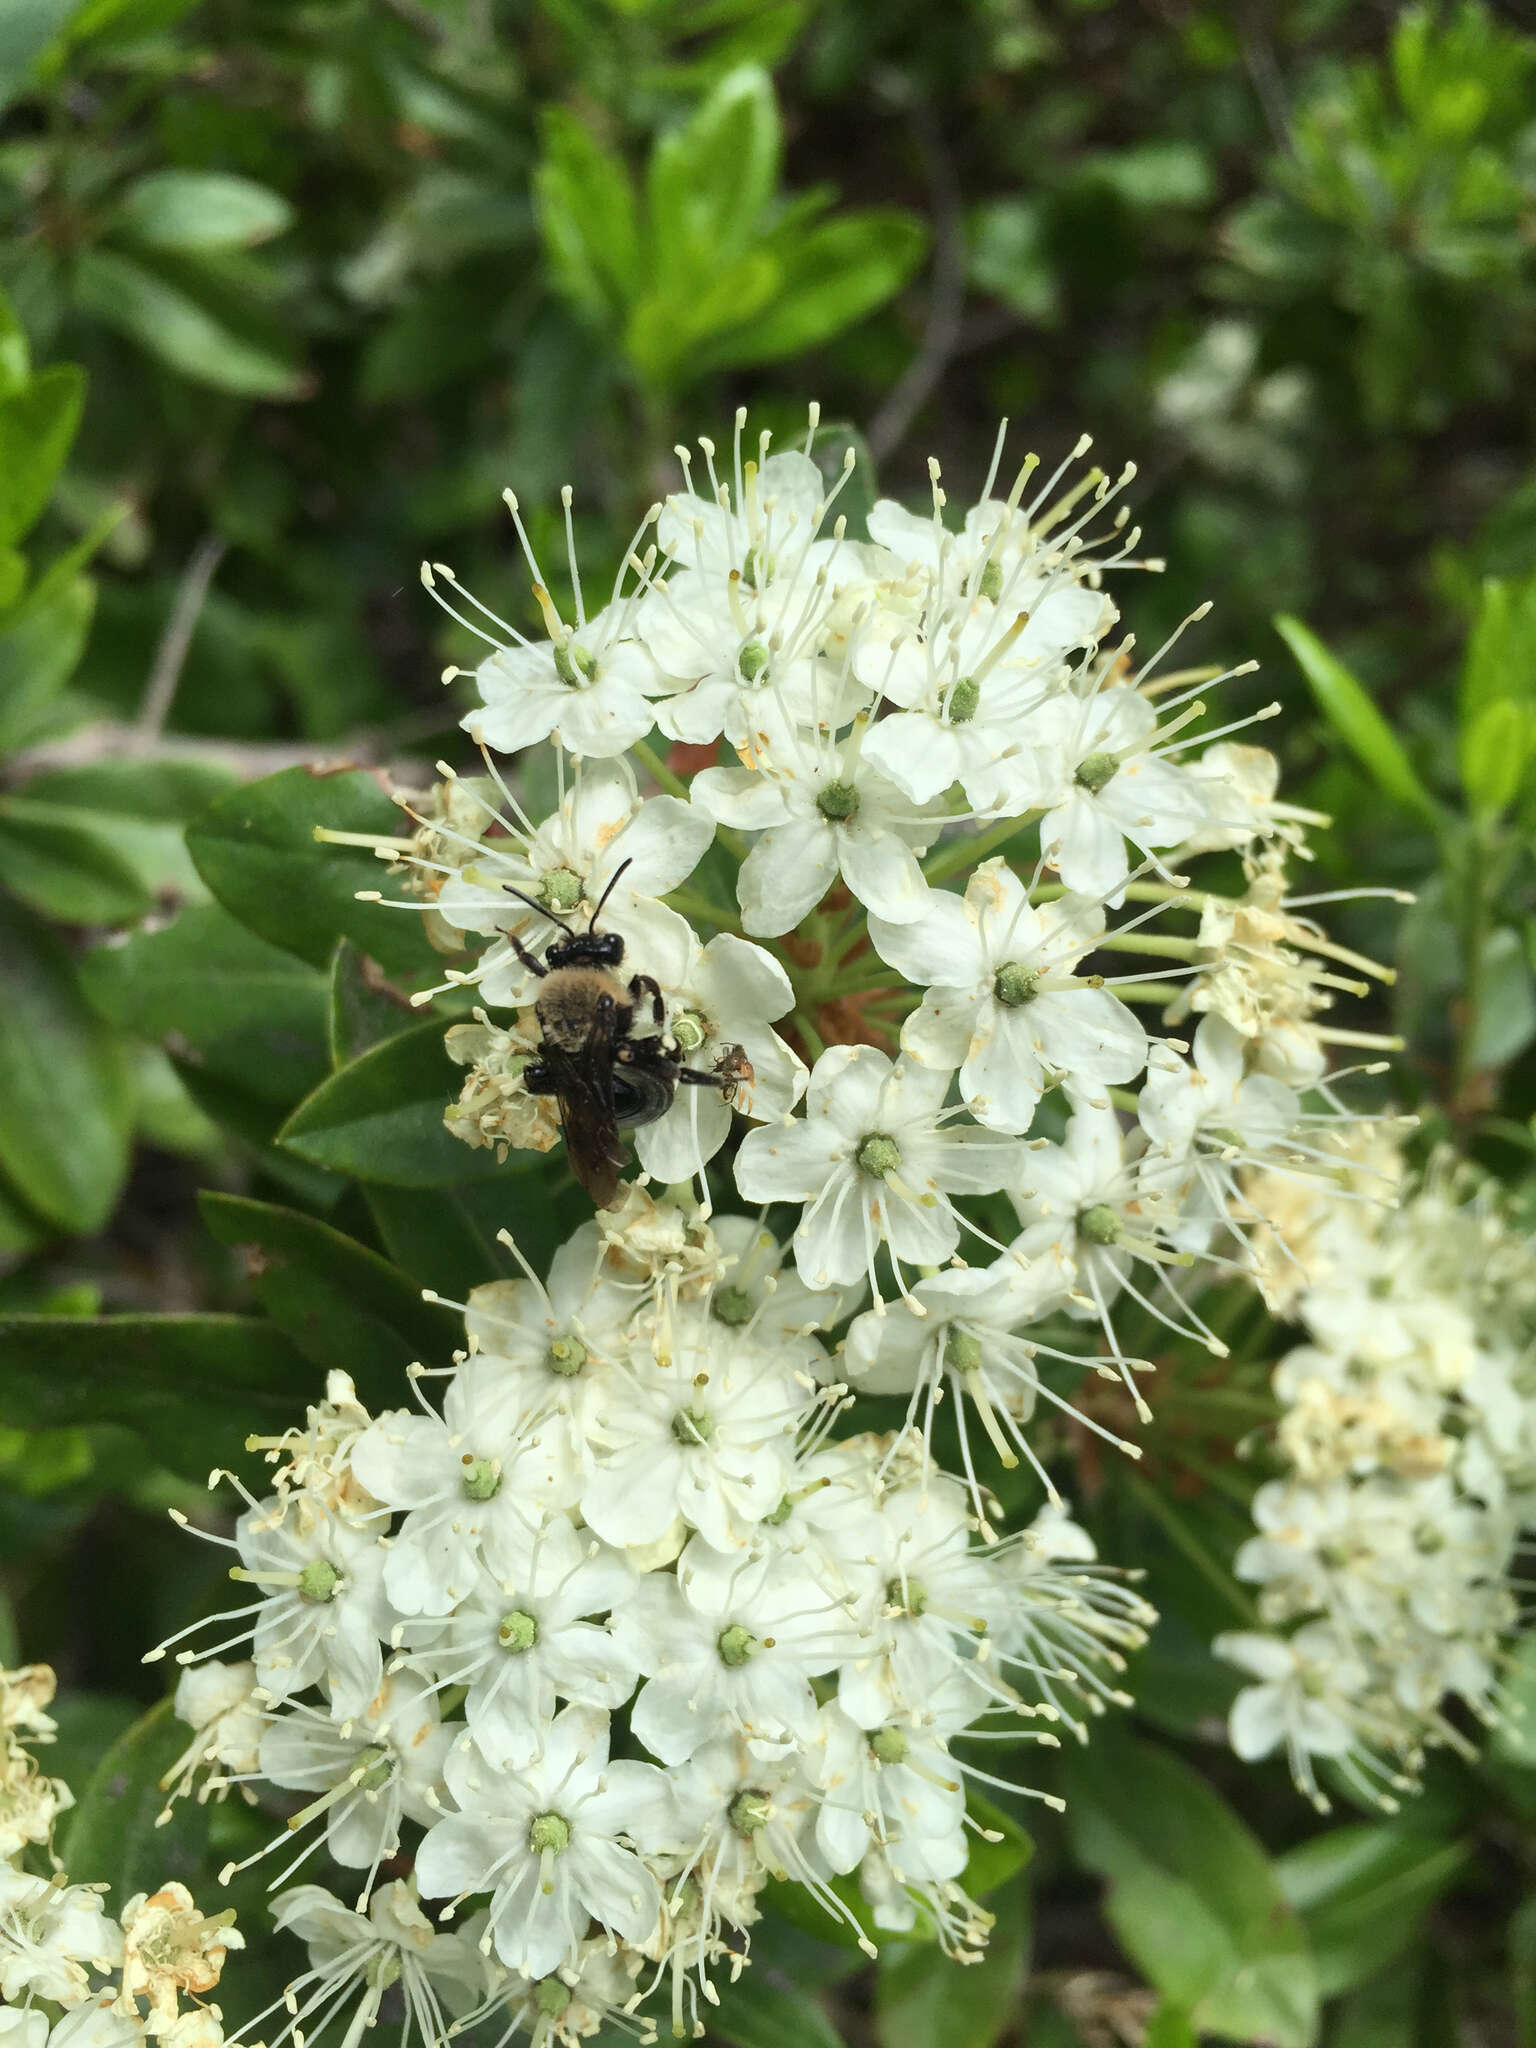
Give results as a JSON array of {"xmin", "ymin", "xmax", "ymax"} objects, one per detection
[
  {"xmin": 1063, "ymin": 1726, "xmax": 1319, "ymax": 2048},
  {"xmin": 171, "ymin": 1057, "xmax": 344, "ymax": 1210},
  {"xmin": 535, "ymin": 108, "xmax": 643, "ymax": 325},
  {"xmin": 198, "ymin": 1191, "xmax": 457, "ymax": 1400},
  {"xmin": 1274, "ymin": 614, "xmax": 1439, "ymax": 826},
  {"xmin": 0, "ymin": 798, "xmax": 152, "ymax": 922},
  {"xmin": 1274, "ymin": 1825, "xmax": 1468, "ymax": 1998},
  {"xmin": 0, "ymin": 1314, "xmax": 311, "ymax": 1478},
  {"xmin": 1459, "ymin": 696, "xmax": 1533, "ymax": 816},
  {"xmin": 0, "ymin": 282, "xmax": 32, "ymax": 394},
  {"xmin": 647, "ymin": 65, "xmax": 781, "ymax": 288},
  {"xmin": 1461, "ymin": 572, "xmax": 1536, "ymax": 728},
  {"xmin": 59, "ymin": 1698, "xmax": 207, "ymax": 1902},
  {"xmin": 0, "ymin": 363, "xmax": 86, "ymax": 546},
  {"xmin": 186, "ymin": 766, "xmax": 433, "ymax": 975},
  {"xmin": 876, "ymin": 1878, "xmax": 1027, "ymax": 2048},
  {"xmin": 363, "ymin": 1186, "xmax": 504, "ymax": 1300},
  {"xmin": 696, "ymin": 211, "xmax": 927, "ymax": 371},
  {"xmin": 74, "ymin": 247, "xmax": 307, "ymax": 400},
  {"xmin": 0, "ymin": 0, "xmax": 86, "ymax": 113},
  {"xmin": 711, "ymin": 1971, "xmax": 843, "ymax": 2048},
  {"xmin": 0, "ymin": 571, "xmax": 95, "ymax": 753},
  {"xmin": 279, "ymin": 1020, "xmax": 535, "ymax": 1187},
  {"xmin": 0, "ymin": 898, "xmax": 131, "ymax": 1233},
  {"xmin": 328, "ymin": 937, "xmax": 418, "ymax": 1068},
  {"xmin": 80, "ymin": 902, "xmax": 329, "ymax": 1106},
  {"xmin": 116, "ymin": 170, "xmax": 294, "ymax": 252}
]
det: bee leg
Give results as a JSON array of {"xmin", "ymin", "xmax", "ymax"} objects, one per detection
[
  {"xmin": 627, "ymin": 973, "xmax": 665, "ymax": 1028},
  {"xmin": 507, "ymin": 932, "xmax": 548, "ymax": 979}
]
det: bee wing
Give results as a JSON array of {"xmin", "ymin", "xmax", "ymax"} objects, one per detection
[{"xmin": 546, "ymin": 1000, "xmax": 626, "ymax": 1209}]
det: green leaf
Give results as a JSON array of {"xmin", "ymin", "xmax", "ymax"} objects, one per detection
[
  {"xmin": 0, "ymin": 0, "xmax": 86, "ymax": 112},
  {"xmin": 1491, "ymin": 1629, "xmax": 1536, "ymax": 1769},
  {"xmin": 80, "ymin": 902, "xmax": 329, "ymax": 1106},
  {"xmin": 876, "ymin": 1878, "xmax": 1027, "ymax": 2048},
  {"xmin": 279, "ymin": 1019, "xmax": 533, "ymax": 1187},
  {"xmin": 647, "ymin": 65, "xmax": 781, "ymax": 289},
  {"xmin": 0, "ymin": 569, "xmax": 94, "ymax": 751},
  {"xmin": 74, "ymin": 247, "xmax": 307, "ymax": 400},
  {"xmin": 0, "ymin": 1314, "xmax": 311, "ymax": 1479},
  {"xmin": 0, "ymin": 797, "xmax": 153, "ymax": 923},
  {"xmin": 13, "ymin": 758, "xmax": 237, "ymax": 900},
  {"xmin": 696, "ymin": 211, "xmax": 927, "ymax": 371},
  {"xmin": 0, "ymin": 363, "xmax": 86, "ymax": 546},
  {"xmin": 1459, "ymin": 696, "xmax": 1533, "ymax": 815},
  {"xmin": 1461, "ymin": 572, "xmax": 1536, "ymax": 728},
  {"xmin": 711, "ymin": 1972, "xmax": 843, "ymax": 2048},
  {"xmin": 1510, "ymin": 1894, "xmax": 1536, "ymax": 2046},
  {"xmin": 964, "ymin": 1791, "xmax": 1035, "ymax": 1897},
  {"xmin": 186, "ymin": 766, "xmax": 433, "ymax": 976},
  {"xmin": 1063, "ymin": 1726, "xmax": 1319, "ymax": 2048},
  {"xmin": 968, "ymin": 198, "xmax": 1059, "ymax": 323},
  {"xmin": 198, "ymin": 1191, "xmax": 457, "ymax": 1400},
  {"xmin": 59, "ymin": 1698, "xmax": 207, "ymax": 1901},
  {"xmin": 1274, "ymin": 1825, "xmax": 1469, "ymax": 1998},
  {"xmin": 363, "ymin": 1185, "xmax": 505, "ymax": 1300},
  {"xmin": 328, "ymin": 937, "xmax": 418, "ymax": 1068},
  {"xmin": 535, "ymin": 108, "xmax": 643, "ymax": 325},
  {"xmin": 0, "ymin": 898, "xmax": 131, "ymax": 1234},
  {"xmin": 1468, "ymin": 925, "xmax": 1536, "ymax": 1069},
  {"xmin": 171, "ymin": 1057, "xmax": 344, "ymax": 1210},
  {"xmin": 1274, "ymin": 614, "xmax": 1440, "ymax": 828},
  {"xmin": 116, "ymin": 170, "xmax": 294, "ymax": 252},
  {"xmin": 0, "ymin": 286, "xmax": 29, "ymax": 395}
]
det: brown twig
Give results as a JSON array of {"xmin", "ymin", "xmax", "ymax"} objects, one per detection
[
  {"xmin": 131, "ymin": 534, "xmax": 229, "ymax": 755},
  {"xmin": 866, "ymin": 96, "xmax": 968, "ymax": 467}
]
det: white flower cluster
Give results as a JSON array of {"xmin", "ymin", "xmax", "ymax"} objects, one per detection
[
  {"xmin": 0, "ymin": 1664, "xmax": 240, "ymax": 2048},
  {"xmin": 1218, "ymin": 1137, "xmax": 1536, "ymax": 1810},
  {"xmin": 162, "ymin": 409, "xmax": 1424, "ymax": 2039},
  {"xmin": 156, "ymin": 1218, "xmax": 1150, "ymax": 2045}
]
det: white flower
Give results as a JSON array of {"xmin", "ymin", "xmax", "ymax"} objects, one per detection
[
  {"xmin": 0, "ymin": 1869, "xmax": 123, "ymax": 2006},
  {"xmin": 706, "ymin": 1216, "xmax": 860, "ymax": 1351},
  {"xmin": 350, "ymin": 1358, "xmax": 579, "ymax": 1617},
  {"xmin": 219, "ymin": 1499, "xmax": 392, "ymax": 1722},
  {"xmin": 431, "ymin": 756, "xmax": 712, "ymax": 1009},
  {"xmin": 414, "ymin": 1705, "xmax": 670, "ymax": 1980},
  {"xmin": 692, "ymin": 711, "xmax": 945, "ymax": 936},
  {"xmin": 811, "ymin": 1702, "xmax": 965, "ymax": 1877},
  {"xmin": 1029, "ymin": 685, "xmax": 1211, "ymax": 899},
  {"xmin": 259, "ymin": 1882, "xmax": 486, "ymax": 2048},
  {"xmin": 465, "ymin": 585, "xmax": 663, "ymax": 761},
  {"xmin": 1138, "ymin": 1014, "xmax": 1301, "ymax": 1217},
  {"xmin": 843, "ymin": 1256, "xmax": 1073, "ymax": 1524},
  {"xmin": 406, "ymin": 1519, "xmax": 638, "ymax": 1768},
  {"xmin": 165, "ymin": 1663, "xmax": 265, "ymax": 1808},
  {"xmin": 253, "ymin": 1673, "xmax": 452, "ymax": 1882},
  {"xmin": 627, "ymin": 926, "xmax": 806, "ymax": 1182},
  {"xmin": 1215, "ymin": 1626, "xmax": 1375, "ymax": 1811},
  {"xmin": 116, "ymin": 1883, "xmax": 242, "ymax": 2034},
  {"xmin": 579, "ymin": 1302, "xmax": 821, "ymax": 1555},
  {"xmin": 611, "ymin": 1539, "xmax": 854, "ymax": 1764},
  {"xmin": 734, "ymin": 1046, "xmax": 1023, "ymax": 1296},
  {"xmin": 870, "ymin": 859, "xmax": 1147, "ymax": 1132}
]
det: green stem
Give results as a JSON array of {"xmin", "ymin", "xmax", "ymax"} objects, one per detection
[
  {"xmin": 793, "ymin": 1010, "xmax": 827, "ymax": 1062},
  {"xmin": 632, "ymin": 738, "xmax": 691, "ymax": 802},
  {"xmin": 1117, "ymin": 981, "xmax": 1187, "ymax": 1006},
  {"xmin": 922, "ymin": 810, "xmax": 1038, "ymax": 885},
  {"xmin": 665, "ymin": 887, "xmax": 742, "ymax": 934},
  {"xmin": 1453, "ymin": 820, "xmax": 1496, "ymax": 1114},
  {"xmin": 1095, "ymin": 932, "xmax": 1203, "ymax": 959}
]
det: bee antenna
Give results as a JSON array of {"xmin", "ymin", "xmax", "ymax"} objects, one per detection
[
  {"xmin": 589, "ymin": 857, "xmax": 633, "ymax": 932},
  {"xmin": 504, "ymin": 885, "xmax": 574, "ymax": 934}
]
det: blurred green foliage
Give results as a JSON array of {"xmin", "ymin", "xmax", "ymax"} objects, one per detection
[{"xmin": 1, "ymin": 1, "xmax": 1535, "ymax": 2043}]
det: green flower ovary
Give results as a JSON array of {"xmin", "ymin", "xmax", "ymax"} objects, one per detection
[
  {"xmin": 529, "ymin": 1811, "xmax": 571, "ymax": 1856},
  {"xmin": 497, "ymin": 1609, "xmax": 540, "ymax": 1653},
  {"xmin": 943, "ymin": 1326, "xmax": 984, "ymax": 1375},
  {"xmin": 945, "ymin": 676, "xmax": 981, "ymax": 723},
  {"xmin": 717, "ymin": 1623, "xmax": 759, "ymax": 1667},
  {"xmin": 1074, "ymin": 750, "xmax": 1120, "ymax": 794},
  {"xmin": 729, "ymin": 1789, "xmax": 771, "ymax": 1837},
  {"xmin": 856, "ymin": 1132, "xmax": 902, "ymax": 1180},
  {"xmin": 1078, "ymin": 1203, "xmax": 1122, "ymax": 1246},
  {"xmin": 546, "ymin": 1335, "xmax": 587, "ymax": 1377},
  {"xmin": 460, "ymin": 1457, "xmax": 501, "ymax": 1501},
  {"xmin": 297, "ymin": 1559, "xmax": 341, "ymax": 1604},
  {"xmin": 711, "ymin": 1284, "xmax": 755, "ymax": 1327},
  {"xmin": 672, "ymin": 1405, "xmax": 715, "ymax": 1446},
  {"xmin": 539, "ymin": 867, "xmax": 585, "ymax": 913},
  {"xmin": 885, "ymin": 1576, "xmax": 929, "ymax": 1617},
  {"xmin": 993, "ymin": 961, "xmax": 1039, "ymax": 1007},
  {"xmin": 552, "ymin": 640, "xmax": 595, "ymax": 688},
  {"xmin": 816, "ymin": 779, "xmax": 861, "ymax": 822},
  {"xmin": 671, "ymin": 1010, "xmax": 709, "ymax": 1053},
  {"xmin": 738, "ymin": 640, "xmax": 770, "ymax": 682},
  {"xmin": 869, "ymin": 1726, "xmax": 910, "ymax": 1766}
]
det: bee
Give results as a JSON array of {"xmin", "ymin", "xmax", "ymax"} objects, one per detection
[{"xmin": 505, "ymin": 861, "xmax": 746, "ymax": 1209}]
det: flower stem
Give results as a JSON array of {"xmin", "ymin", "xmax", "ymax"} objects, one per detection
[{"xmin": 922, "ymin": 810, "xmax": 1038, "ymax": 885}]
